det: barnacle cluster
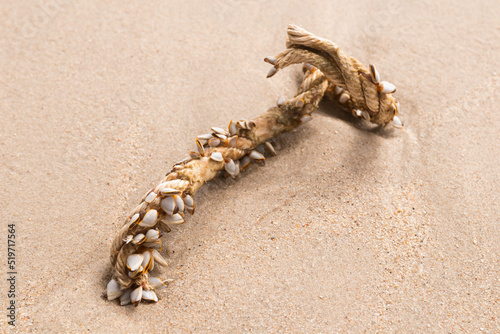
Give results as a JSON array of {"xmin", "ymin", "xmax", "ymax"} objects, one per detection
[{"xmin": 106, "ymin": 25, "xmax": 401, "ymax": 306}]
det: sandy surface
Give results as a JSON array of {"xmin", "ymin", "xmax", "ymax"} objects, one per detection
[{"xmin": 1, "ymin": 0, "xmax": 499, "ymax": 332}]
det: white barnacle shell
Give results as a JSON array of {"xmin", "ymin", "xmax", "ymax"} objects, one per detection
[
  {"xmin": 145, "ymin": 229, "xmax": 160, "ymax": 242},
  {"xmin": 197, "ymin": 133, "xmax": 213, "ymax": 142},
  {"xmin": 160, "ymin": 187, "xmax": 181, "ymax": 196},
  {"xmin": 149, "ymin": 276, "xmax": 171, "ymax": 291},
  {"xmin": 354, "ymin": 109, "xmax": 363, "ymax": 118},
  {"xmin": 183, "ymin": 194, "xmax": 194, "ymax": 208},
  {"xmin": 369, "ymin": 64, "xmax": 380, "ymax": 84},
  {"xmin": 140, "ymin": 210, "xmax": 158, "ymax": 228},
  {"xmin": 129, "ymin": 213, "xmax": 140, "ymax": 228},
  {"xmin": 213, "ymin": 133, "xmax": 227, "ymax": 140},
  {"xmin": 183, "ymin": 195, "xmax": 195, "ymax": 214},
  {"xmin": 228, "ymin": 120, "xmax": 238, "ymax": 136},
  {"xmin": 210, "ymin": 151, "xmax": 223, "ymax": 162},
  {"xmin": 174, "ymin": 195, "xmax": 184, "ymax": 215},
  {"xmin": 195, "ymin": 138, "xmax": 204, "ymax": 154},
  {"xmin": 264, "ymin": 56, "xmax": 277, "ymax": 65},
  {"xmin": 240, "ymin": 156, "xmax": 251, "ymax": 170},
  {"xmin": 378, "ymin": 81, "xmax": 396, "ymax": 94},
  {"xmin": 144, "ymin": 191, "xmax": 157, "ymax": 204},
  {"xmin": 161, "ymin": 196, "xmax": 176, "ymax": 216},
  {"xmin": 211, "ymin": 127, "xmax": 228, "ymax": 136},
  {"xmin": 119, "ymin": 288, "xmax": 132, "ymax": 306},
  {"xmin": 334, "ymin": 85, "xmax": 343, "ymax": 95},
  {"xmin": 276, "ymin": 96, "xmax": 285, "ymax": 107},
  {"xmin": 165, "ymin": 213, "xmax": 184, "ymax": 225},
  {"xmin": 132, "ymin": 233, "xmax": 146, "ymax": 245},
  {"xmin": 267, "ymin": 66, "xmax": 277, "ymax": 78},
  {"xmin": 228, "ymin": 136, "xmax": 238, "ymax": 147},
  {"xmin": 131, "ymin": 286, "xmax": 143, "ymax": 305},
  {"xmin": 126, "ymin": 254, "xmax": 144, "ymax": 272},
  {"xmin": 128, "ymin": 266, "xmax": 143, "ymax": 279},
  {"xmin": 339, "ymin": 92, "xmax": 350, "ymax": 104},
  {"xmin": 392, "ymin": 115, "xmax": 403, "ymax": 129},
  {"xmin": 208, "ymin": 137, "xmax": 220, "ymax": 147},
  {"xmin": 151, "ymin": 249, "xmax": 168, "ymax": 267},
  {"xmin": 249, "ymin": 150, "xmax": 265, "ymax": 161},
  {"xmin": 224, "ymin": 158, "xmax": 236, "ymax": 177},
  {"xmin": 141, "ymin": 290, "xmax": 158, "ymax": 303},
  {"xmin": 106, "ymin": 279, "xmax": 122, "ymax": 301},
  {"xmin": 141, "ymin": 251, "xmax": 152, "ymax": 271}
]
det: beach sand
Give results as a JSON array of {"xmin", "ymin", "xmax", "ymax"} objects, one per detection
[{"xmin": 1, "ymin": 0, "xmax": 499, "ymax": 332}]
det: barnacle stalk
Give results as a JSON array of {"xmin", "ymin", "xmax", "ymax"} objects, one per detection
[{"xmin": 106, "ymin": 25, "xmax": 401, "ymax": 306}]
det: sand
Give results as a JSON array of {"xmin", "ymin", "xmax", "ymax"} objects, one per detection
[{"xmin": 1, "ymin": 0, "xmax": 499, "ymax": 332}]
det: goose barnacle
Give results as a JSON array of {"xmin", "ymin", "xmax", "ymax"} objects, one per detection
[
  {"xmin": 267, "ymin": 66, "xmax": 277, "ymax": 78},
  {"xmin": 208, "ymin": 138, "xmax": 220, "ymax": 147},
  {"xmin": 141, "ymin": 290, "xmax": 158, "ymax": 303},
  {"xmin": 277, "ymin": 96, "xmax": 285, "ymax": 107},
  {"xmin": 183, "ymin": 195, "xmax": 195, "ymax": 215},
  {"xmin": 165, "ymin": 213, "xmax": 184, "ymax": 225},
  {"xmin": 160, "ymin": 187, "xmax": 181, "ymax": 196},
  {"xmin": 128, "ymin": 213, "xmax": 140, "ymax": 229},
  {"xmin": 149, "ymin": 276, "xmax": 171, "ymax": 290},
  {"xmin": 369, "ymin": 64, "xmax": 380, "ymax": 84},
  {"xmin": 197, "ymin": 133, "xmax": 213, "ymax": 142},
  {"xmin": 210, "ymin": 151, "xmax": 224, "ymax": 162},
  {"xmin": 132, "ymin": 233, "xmax": 146, "ymax": 245},
  {"xmin": 160, "ymin": 196, "xmax": 176, "ymax": 216},
  {"xmin": 106, "ymin": 279, "xmax": 122, "ymax": 301},
  {"xmin": 264, "ymin": 56, "xmax": 277, "ymax": 65},
  {"xmin": 392, "ymin": 115, "xmax": 403, "ymax": 129},
  {"xmin": 224, "ymin": 158, "xmax": 237, "ymax": 177},
  {"xmin": 174, "ymin": 195, "xmax": 185, "ymax": 215},
  {"xmin": 128, "ymin": 266, "xmax": 143, "ymax": 279},
  {"xmin": 264, "ymin": 142, "xmax": 277, "ymax": 156},
  {"xmin": 378, "ymin": 81, "xmax": 396, "ymax": 94},
  {"xmin": 249, "ymin": 150, "xmax": 265, "ymax": 161},
  {"xmin": 228, "ymin": 120, "xmax": 238, "ymax": 136},
  {"xmin": 151, "ymin": 249, "xmax": 168, "ymax": 267},
  {"xmin": 227, "ymin": 136, "xmax": 238, "ymax": 147},
  {"xmin": 211, "ymin": 127, "xmax": 228, "ymax": 136},
  {"xmin": 140, "ymin": 210, "xmax": 158, "ymax": 228},
  {"xmin": 141, "ymin": 251, "xmax": 153, "ymax": 272},
  {"xmin": 119, "ymin": 288, "xmax": 132, "ymax": 306},
  {"xmin": 144, "ymin": 191, "xmax": 157, "ymax": 204},
  {"xmin": 195, "ymin": 138, "xmax": 204, "ymax": 154},
  {"xmin": 239, "ymin": 156, "xmax": 251, "ymax": 170},
  {"xmin": 126, "ymin": 254, "xmax": 144, "ymax": 272},
  {"xmin": 145, "ymin": 229, "xmax": 160, "ymax": 242},
  {"xmin": 339, "ymin": 92, "xmax": 350, "ymax": 104},
  {"xmin": 131, "ymin": 286, "xmax": 143, "ymax": 306}
]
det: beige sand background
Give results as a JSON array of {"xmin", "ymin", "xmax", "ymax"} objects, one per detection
[{"xmin": 1, "ymin": 0, "xmax": 499, "ymax": 332}]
